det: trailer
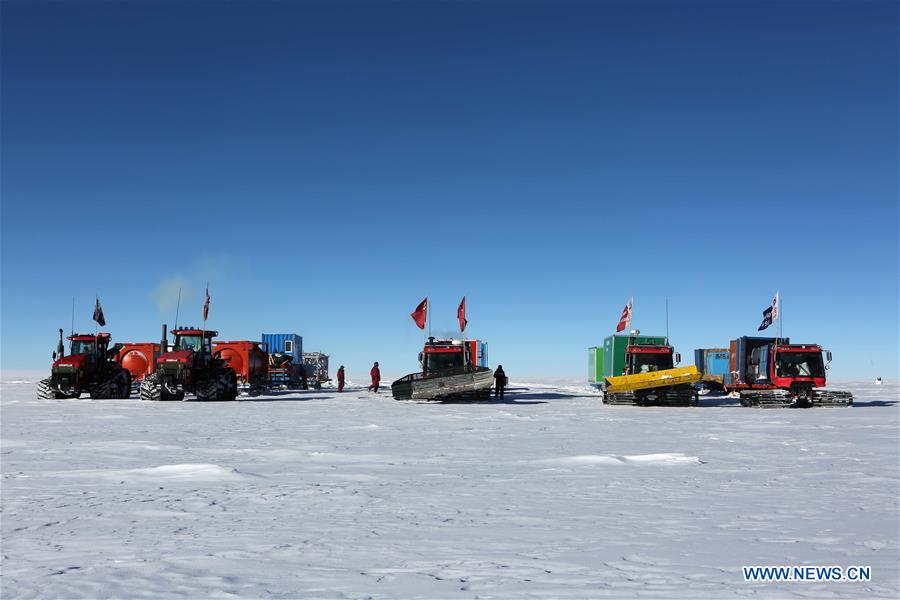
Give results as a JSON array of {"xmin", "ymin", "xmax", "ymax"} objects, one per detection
[
  {"xmin": 694, "ymin": 348, "xmax": 730, "ymax": 393},
  {"xmin": 117, "ymin": 342, "xmax": 162, "ymax": 393},
  {"xmin": 212, "ymin": 341, "xmax": 269, "ymax": 395},
  {"xmin": 261, "ymin": 333, "xmax": 305, "ymax": 389},
  {"xmin": 302, "ymin": 352, "xmax": 330, "ymax": 389}
]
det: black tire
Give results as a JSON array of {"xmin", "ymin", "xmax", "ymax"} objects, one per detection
[
  {"xmin": 90, "ymin": 373, "xmax": 116, "ymax": 399},
  {"xmin": 225, "ymin": 369, "xmax": 238, "ymax": 401},
  {"xmin": 139, "ymin": 373, "xmax": 163, "ymax": 401},
  {"xmin": 37, "ymin": 377, "xmax": 58, "ymax": 399},
  {"xmin": 196, "ymin": 368, "xmax": 235, "ymax": 401},
  {"xmin": 113, "ymin": 368, "xmax": 131, "ymax": 399}
]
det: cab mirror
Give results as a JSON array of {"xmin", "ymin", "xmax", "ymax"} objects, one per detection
[
  {"xmin": 675, "ymin": 352, "xmax": 681, "ymax": 364},
  {"xmin": 826, "ymin": 351, "xmax": 832, "ymax": 362},
  {"xmin": 52, "ymin": 352, "xmax": 57, "ymax": 360}
]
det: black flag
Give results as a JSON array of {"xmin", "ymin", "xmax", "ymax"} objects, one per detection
[
  {"xmin": 757, "ymin": 305, "xmax": 773, "ymax": 331},
  {"xmin": 93, "ymin": 297, "xmax": 106, "ymax": 327}
]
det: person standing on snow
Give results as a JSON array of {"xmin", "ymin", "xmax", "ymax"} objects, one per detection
[
  {"xmin": 336, "ymin": 365, "xmax": 345, "ymax": 393},
  {"xmin": 368, "ymin": 362, "xmax": 381, "ymax": 393},
  {"xmin": 494, "ymin": 365, "xmax": 507, "ymax": 399}
]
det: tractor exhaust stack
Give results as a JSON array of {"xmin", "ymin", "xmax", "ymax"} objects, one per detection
[
  {"xmin": 161, "ymin": 323, "xmax": 168, "ymax": 353},
  {"xmin": 56, "ymin": 328, "xmax": 64, "ymax": 358}
]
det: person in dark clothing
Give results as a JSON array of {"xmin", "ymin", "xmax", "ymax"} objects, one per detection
[
  {"xmin": 368, "ymin": 362, "xmax": 381, "ymax": 393},
  {"xmin": 337, "ymin": 365, "xmax": 345, "ymax": 393},
  {"xmin": 494, "ymin": 365, "xmax": 507, "ymax": 399}
]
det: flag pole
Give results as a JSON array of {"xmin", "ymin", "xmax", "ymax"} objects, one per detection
[
  {"xmin": 665, "ymin": 297, "xmax": 669, "ymax": 344},
  {"xmin": 202, "ymin": 283, "xmax": 208, "ymax": 359},
  {"xmin": 70, "ymin": 297, "xmax": 75, "ymax": 337},
  {"xmin": 174, "ymin": 287, "xmax": 182, "ymax": 331}
]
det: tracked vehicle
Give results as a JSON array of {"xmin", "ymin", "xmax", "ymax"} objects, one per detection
[
  {"xmin": 38, "ymin": 329, "xmax": 131, "ymax": 399},
  {"xmin": 392, "ymin": 337, "xmax": 493, "ymax": 401},
  {"xmin": 725, "ymin": 336, "xmax": 852, "ymax": 407},
  {"xmin": 139, "ymin": 325, "xmax": 237, "ymax": 401},
  {"xmin": 590, "ymin": 332, "xmax": 700, "ymax": 406}
]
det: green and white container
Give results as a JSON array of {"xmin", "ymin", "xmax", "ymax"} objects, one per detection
[{"xmin": 588, "ymin": 334, "xmax": 668, "ymax": 386}]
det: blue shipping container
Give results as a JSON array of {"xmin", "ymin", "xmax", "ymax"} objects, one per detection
[
  {"xmin": 261, "ymin": 333, "xmax": 303, "ymax": 365},
  {"xmin": 694, "ymin": 348, "xmax": 730, "ymax": 381},
  {"xmin": 477, "ymin": 341, "xmax": 488, "ymax": 368}
]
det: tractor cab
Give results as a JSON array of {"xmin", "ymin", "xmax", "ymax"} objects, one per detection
[
  {"xmin": 54, "ymin": 333, "xmax": 112, "ymax": 368},
  {"xmin": 420, "ymin": 338, "xmax": 469, "ymax": 375},
  {"xmin": 167, "ymin": 328, "xmax": 217, "ymax": 366},
  {"xmin": 418, "ymin": 337, "xmax": 488, "ymax": 376},
  {"xmin": 769, "ymin": 344, "xmax": 828, "ymax": 390},
  {"xmin": 624, "ymin": 344, "xmax": 680, "ymax": 375}
]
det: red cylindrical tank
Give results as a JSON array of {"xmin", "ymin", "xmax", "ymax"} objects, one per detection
[
  {"xmin": 213, "ymin": 341, "xmax": 268, "ymax": 384},
  {"xmin": 117, "ymin": 343, "xmax": 161, "ymax": 381}
]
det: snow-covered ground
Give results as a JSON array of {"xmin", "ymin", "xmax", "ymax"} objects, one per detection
[{"xmin": 1, "ymin": 377, "xmax": 897, "ymax": 599}]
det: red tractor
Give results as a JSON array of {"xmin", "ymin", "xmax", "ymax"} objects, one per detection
[
  {"xmin": 139, "ymin": 326, "xmax": 237, "ymax": 401},
  {"xmin": 37, "ymin": 329, "xmax": 131, "ymax": 399}
]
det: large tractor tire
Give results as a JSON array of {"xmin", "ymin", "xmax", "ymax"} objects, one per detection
[
  {"xmin": 196, "ymin": 368, "xmax": 237, "ymax": 401},
  {"xmin": 139, "ymin": 373, "xmax": 163, "ymax": 401},
  {"xmin": 37, "ymin": 377, "xmax": 60, "ymax": 399},
  {"xmin": 90, "ymin": 372, "xmax": 117, "ymax": 399},
  {"xmin": 114, "ymin": 368, "xmax": 132, "ymax": 399},
  {"xmin": 225, "ymin": 369, "xmax": 238, "ymax": 401}
]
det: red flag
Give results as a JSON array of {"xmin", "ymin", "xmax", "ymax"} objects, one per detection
[
  {"xmin": 411, "ymin": 297, "xmax": 427, "ymax": 329},
  {"xmin": 203, "ymin": 286, "xmax": 210, "ymax": 321},
  {"xmin": 457, "ymin": 296, "xmax": 467, "ymax": 332},
  {"xmin": 615, "ymin": 297, "xmax": 633, "ymax": 332}
]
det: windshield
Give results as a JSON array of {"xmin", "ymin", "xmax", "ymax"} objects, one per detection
[
  {"xmin": 70, "ymin": 340, "xmax": 96, "ymax": 355},
  {"xmin": 775, "ymin": 351, "xmax": 825, "ymax": 378},
  {"xmin": 630, "ymin": 353, "xmax": 673, "ymax": 373},
  {"xmin": 425, "ymin": 351, "xmax": 463, "ymax": 373},
  {"xmin": 175, "ymin": 335, "xmax": 205, "ymax": 353}
]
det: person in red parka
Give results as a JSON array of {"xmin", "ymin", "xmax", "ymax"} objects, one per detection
[
  {"xmin": 336, "ymin": 365, "xmax": 345, "ymax": 393},
  {"xmin": 368, "ymin": 362, "xmax": 381, "ymax": 393}
]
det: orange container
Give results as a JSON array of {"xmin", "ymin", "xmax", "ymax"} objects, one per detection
[
  {"xmin": 213, "ymin": 341, "xmax": 268, "ymax": 385},
  {"xmin": 117, "ymin": 343, "xmax": 161, "ymax": 381}
]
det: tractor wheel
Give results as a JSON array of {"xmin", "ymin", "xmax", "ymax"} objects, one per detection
[
  {"xmin": 195, "ymin": 374, "xmax": 223, "ymax": 401},
  {"xmin": 139, "ymin": 373, "xmax": 163, "ymax": 401},
  {"xmin": 224, "ymin": 369, "xmax": 238, "ymax": 401},
  {"xmin": 89, "ymin": 373, "xmax": 117, "ymax": 399},
  {"xmin": 37, "ymin": 378, "xmax": 59, "ymax": 399},
  {"xmin": 114, "ymin": 369, "xmax": 132, "ymax": 399}
]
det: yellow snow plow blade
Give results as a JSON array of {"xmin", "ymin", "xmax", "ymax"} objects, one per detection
[{"xmin": 605, "ymin": 365, "xmax": 702, "ymax": 393}]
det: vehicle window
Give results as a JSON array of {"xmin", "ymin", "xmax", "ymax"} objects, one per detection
[
  {"xmin": 175, "ymin": 335, "xmax": 204, "ymax": 352},
  {"xmin": 70, "ymin": 340, "xmax": 95, "ymax": 355}
]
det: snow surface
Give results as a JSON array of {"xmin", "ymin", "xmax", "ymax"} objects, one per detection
[{"xmin": 1, "ymin": 378, "xmax": 897, "ymax": 599}]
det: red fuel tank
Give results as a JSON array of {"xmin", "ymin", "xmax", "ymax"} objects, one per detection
[
  {"xmin": 213, "ymin": 341, "xmax": 268, "ymax": 385},
  {"xmin": 117, "ymin": 343, "xmax": 161, "ymax": 381}
]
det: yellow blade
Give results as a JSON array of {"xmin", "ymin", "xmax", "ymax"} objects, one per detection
[{"xmin": 605, "ymin": 365, "xmax": 702, "ymax": 393}]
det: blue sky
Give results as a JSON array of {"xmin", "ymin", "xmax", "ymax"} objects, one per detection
[{"xmin": 2, "ymin": 1, "xmax": 897, "ymax": 379}]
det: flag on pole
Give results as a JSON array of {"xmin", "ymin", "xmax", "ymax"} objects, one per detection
[
  {"xmin": 203, "ymin": 286, "xmax": 210, "ymax": 321},
  {"xmin": 411, "ymin": 297, "xmax": 427, "ymax": 329},
  {"xmin": 615, "ymin": 297, "xmax": 633, "ymax": 332},
  {"xmin": 757, "ymin": 292, "xmax": 778, "ymax": 331},
  {"xmin": 92, "ymin": 297, "xmax": 106, "ymax": 327},
  {"xmin": 457, "ymin": 296, "xmax": 467, "ymax": 332}
]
